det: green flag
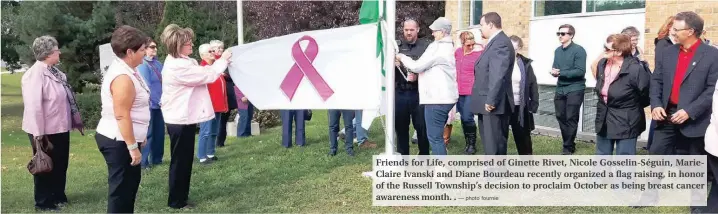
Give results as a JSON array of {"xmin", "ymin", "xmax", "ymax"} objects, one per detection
[{"xmin": 359, "ymin": 0, "xmax": 385, "ymax": 90}]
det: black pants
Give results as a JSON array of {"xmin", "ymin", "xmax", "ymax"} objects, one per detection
[
  {"xmin": 509, "ymin": 105, "xmax": 533, "ymax": 155},
  {"xmin": 477, "ymin": 113, "xmax": 510, "ymax": 155},
  {"xmin": 95, "ymin": 134, "xmax": 141, "ymax": 213},
  {"xmin": 166, "ymin": 124, "xmax": 197, "ymax": 208},
  {"xmin": 650, "ymin": 105, "xmax": 705, "ymax": 155},
  {"xmin": 216, "ymin": 112, "xmax": 230, "ymax": 147},
  {"xmin": 27, "ymin": 132, "xmax": 70, "ymax": 209},
  {"xmin": 554, "ymin": 90, "xmax": 584, "ymax": 153},
  {"xmin": 395, "ymin": 90, "xmax": 429, "ymax": 155}
]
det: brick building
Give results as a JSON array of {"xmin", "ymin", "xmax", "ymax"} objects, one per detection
[{"xmin": 445, "ymin": 0, "xmax": 718, "ymax": 141}]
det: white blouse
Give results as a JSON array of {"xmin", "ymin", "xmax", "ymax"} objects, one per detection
[{"xmin": 96, "ymin": 59, "xmax": 151, "ymax": 143}]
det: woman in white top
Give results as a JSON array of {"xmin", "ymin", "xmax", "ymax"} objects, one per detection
[
  {"xmin": 94, "ymin": 25, "xmax": 151, "ymax": 213},
  {"xmin": 159, "ymin": 24, "xmax": 231, "ymax": 209},
  {"xmin": 705, "ymin": 79, "xmax": 718, "ymax": 213},
  {"xmin": 508, "ymin": 35, "xmax": 539, "ymax": 155},
  {"xmin": 397, "ymin": 17, "xmax": 458, "ymax": 155}
]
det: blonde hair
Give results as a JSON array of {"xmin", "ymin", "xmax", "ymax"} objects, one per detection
[
  {"xmin": 160, "ymin": 24, "xmax": 194, "ymax": 58},
  {"xmin": 198, "ymin": 44, "xmax": 212, "ymax": 58},
  {"xmin": 459, "ymin": 31, "xmax": 475, "ymax": 45}
]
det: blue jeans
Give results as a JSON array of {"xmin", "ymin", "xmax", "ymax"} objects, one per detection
[
  {"xmin": 424, "ymin": 104, "xmax": 453, "ymax": 155},
  {"xmin": 329, "ymin": 110, "xmax": 355, "ymax": 153},
  {"xmin": 237, "ymin": 103, "xmax": 254, "ymax": 137},
  {"xmin": 197, "ymin": 113, "xmax": 220, "ymax": 159},
  {"xmin": 456, "ymin": 95, "xmax": 476, "ymax": 127},
  {"xmin": 141, "ymin": 108, "xmax": 164, "ymax": 167},
  {"xmin": 281, "ymin": 110, "xmax": 306, "ymax": 147},
  {"xmin": 354, "ymin": 110, "xmax": 368, "ymax": 144},
  {"xmin": 595, "ymin": 135, "xmax": 637, "ymax": 155}
]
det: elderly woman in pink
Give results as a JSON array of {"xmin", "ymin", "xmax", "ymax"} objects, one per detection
[
  {"xmin": 452, "ymin": 31, "xmax": 483, "ymax": 155},
  {"xmin": 159, "ymin": 24, "xmax": 231, "ymax": 209},
  {"xmin": 21, "ymin": 35, "xmax": 84, "ymax": 211}
]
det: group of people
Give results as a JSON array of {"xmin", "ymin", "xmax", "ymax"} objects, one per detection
[
  {"xmin": 391, "ymin": 11, "xmax": 717, "ymax": 213},
  {"xmin": 20, "ymin": 24, "xmax": 257, "ymax": 212},
  {"xmin": 18, "ymin": 9, "xmax": 718, "ymax": 213}
]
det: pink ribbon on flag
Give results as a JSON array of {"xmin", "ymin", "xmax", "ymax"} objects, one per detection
[{"xmin": 280, "ymin": 35, "xmax": 334, "ymax": 101}]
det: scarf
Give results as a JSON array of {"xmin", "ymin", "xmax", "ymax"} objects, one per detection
[{"xmin": 49, "ymin": 66, "xmax": 85, "ymax": 135}]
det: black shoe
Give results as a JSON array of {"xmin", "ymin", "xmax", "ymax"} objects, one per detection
[
  {"xmin": 347, "ymin": 150, "xmax": 355, "ymax": 156},
  {"xmin": 199, "ymin": 159, "xmax": 213, "ymax": 165},
  {"xmin": 209, "ymin": 156, "xmax": 218, "ymax": 161},
  {"xmin": 328, "ymin": 150, "xmax": 337, "ymax": 156},
  {"xmin": 561, "ymin": 150, "xmax": 574, "ymax": 155},
  {"xmin": 463, "ymin": 125, "xmax": 477, "ymax": 155},
  {"xmin": 35, "ymin": 205, "xmax": 59, "ymax": 211}
]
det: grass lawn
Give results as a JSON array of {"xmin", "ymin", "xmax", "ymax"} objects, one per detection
[{"xmin": 0, "ymin": 73, "xmax": 688, "ymax": 213}]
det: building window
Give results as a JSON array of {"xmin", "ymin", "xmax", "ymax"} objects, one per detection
[
  {"xmin": 586, "ymin": 0, "xmax": 645, "ymax": 12},
  {"xmin": 534, "ymin": 0, "xmax": 582, "ymax": 17},
  {"xmin": 471, "ymin": 0, "xmax": 482, "ymax": 25},
  {"xmin": 533, "ymin": 0, "xmax": 645, "ymax": 17}
]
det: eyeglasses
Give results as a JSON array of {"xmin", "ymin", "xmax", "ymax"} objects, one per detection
[
  {"xmin": 672, "ymin": 27, "xmax": 691, "ymax": 32},
  {"xmin": 556, "ymin": 32, "xmax": 571, "ymax": 36}
]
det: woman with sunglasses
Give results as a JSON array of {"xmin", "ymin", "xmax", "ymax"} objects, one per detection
[
  {"xmin": 452, "ymin": 31, "xmax": 483, "ymax": 154},
  {"xmin": 136, "ymin": 39, "xmax": 165, "ymax": 169},
  {"xmin": 594, "ymin": 34, "xmax": 651, "ymax": 155}
]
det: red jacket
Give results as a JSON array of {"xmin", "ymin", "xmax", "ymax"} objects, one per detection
[{"xmin": 201, "ymin": 59, "xmax": 228, "ymax": 113}]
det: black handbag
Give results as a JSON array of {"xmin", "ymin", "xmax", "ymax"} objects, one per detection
[{"xmin": 305, "ymin": 110, "xmax": 313, "ymax": 121}]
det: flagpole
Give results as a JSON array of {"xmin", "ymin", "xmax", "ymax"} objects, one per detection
[
  {"xmin": 237, "ymin": 0, "xmax": 244, "ymax": 45},
  {"xmin": 383, "ymin": 0, "xmax": 398, "ymax": 156}
]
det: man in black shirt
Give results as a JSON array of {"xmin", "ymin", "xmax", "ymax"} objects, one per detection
[{"xmin": 395, "ymin": 19, "xmax": 430, "ymax": 155}]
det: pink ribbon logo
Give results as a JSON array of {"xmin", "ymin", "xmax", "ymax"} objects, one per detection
[{"xmin": 280, "ymin": 35, "xmax": 334, "ymax": 101}]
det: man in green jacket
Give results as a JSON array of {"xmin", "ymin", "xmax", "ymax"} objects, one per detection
[{"xmin": 551, "ymin": 24, "xmax": 587, "ymax": 155}]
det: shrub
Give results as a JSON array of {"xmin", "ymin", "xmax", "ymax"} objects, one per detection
[
  {"xmin": 253, "ymin": 110, "xmax": 281, "ymax": 129},
  {"xmin": 227, "ymin": 109, "xmax": 282, "ymax": 129},
  {"xmin": 76, "ymin": 92, "xmax": 101, "ymax": 129}
]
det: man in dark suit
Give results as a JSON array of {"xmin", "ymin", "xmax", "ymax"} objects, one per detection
[
  {"xmin": 649, "ymin": 12, "xmax": 718, "ymax": 214},
  {"xmin": 469, "ymin": 12, "xmax": 516, "ymax": 155},
  {"xmin": 650, "ymin": 11, "xmax": 718, "ymax": 157}
]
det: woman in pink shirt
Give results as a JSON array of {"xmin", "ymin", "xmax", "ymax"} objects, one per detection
[
  {"xmin": 159, "ymin": 24, "xmax": 232, "ymax": 209},
  {"xmin": 453, "ymin": 31, "xmax": 483, "ymax": 155},
  {"xmin": 21, "ymin": 35, "xmax": 84, "ymax": 211}
]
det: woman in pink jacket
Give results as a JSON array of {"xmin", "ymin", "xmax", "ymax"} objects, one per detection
[
  {"xmin": 453, "ymin": 31, "xmax": 483, "ymax": 155},
  {"xmin": 159, "ymin": 24, "xmax": 232, "ymax": 209},
  {"xmin": 21, "ymin": 35, "xmax": 84, "ymax": 211}
]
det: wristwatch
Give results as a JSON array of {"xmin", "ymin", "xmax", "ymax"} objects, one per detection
[{"xmin": 127, "ymin": 143, "xmax": 139, "ymax": 150}]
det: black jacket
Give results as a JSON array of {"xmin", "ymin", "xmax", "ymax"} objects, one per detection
[
  {"xmin": 395, "ymin": 39, "xmax": 429, "ymax": 92},
  {"xmin": 595, "ymin": 56, "xmax": 651, "ymax": 139},
  {"xmin": 654, "ymin": 37, "xmax": 673, "ymax": 68},
  {"xmin": 469, "ymin": 31, "xmax": 516, "ymax": 115},
  {"xmin": 516, "ymin": 54, "xmax": 539, "ymax": 130},
  {"xmin": 650, "ymin": 42, "xmax": 718, "ymax": 138}
]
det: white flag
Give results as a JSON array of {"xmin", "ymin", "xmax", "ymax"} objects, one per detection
[
  {"xmin": 228, "ymin": 23, "xmax": 381, "ymax": 110},
  {"xmin": 99, "ymin": 43, "xmax": 118, "ymax": 77}
]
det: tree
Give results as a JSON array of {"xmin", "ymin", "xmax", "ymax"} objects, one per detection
[
  {"xmin": 244, "ymin": 1, "xmax": 445, "ymax": 41},
  {"xmin": 155, "ymin": 1, "xmax": 244, "ymax": 60},
  {"xmin": 1, "ymin": 1, "xmax": 22, "ymax": 71},
  {"xmin": 11, "ymin": 1, "xmax": 115, "ymax": 92}
]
